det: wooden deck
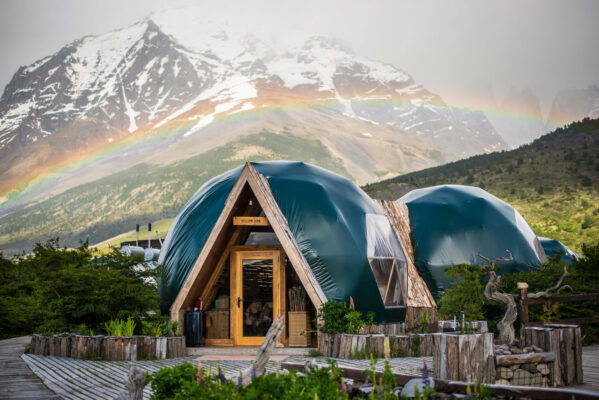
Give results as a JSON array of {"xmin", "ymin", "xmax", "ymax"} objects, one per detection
[
  {"xmin": 582, "ymin": 346, "xmax": 599, "ymax": 391},
  {"xmin": 3, "ymin": 336, "xmax": 599, "ymax": 399},
  {"xmin": 0, "ymin": 336, "xmax": 59, "ymax": 400}
]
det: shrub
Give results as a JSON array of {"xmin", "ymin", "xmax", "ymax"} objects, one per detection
[
  {"xmin": 0, "ymin": 239, "xmax": 158, "ymax": 338},
  {"xmin": 146, "ymin": 361, "xmax": 348, "ymax": 400},
  {"xmin": 316, "ymin": 301, "xmax": 364, "ymax": 334},
  {"xmin": 437, "ymin": 264, "xmax": 488, "ymax": 321}
]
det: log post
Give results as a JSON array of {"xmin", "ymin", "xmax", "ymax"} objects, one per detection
[
  {"xmin": 518, "ymin": 282, "xmax": 529, "ymax": 346},
  {"xmin": 434, "ymin": 333, "xmax": 495, "ymax": 383},
  {"xmin": 524, "ymin": 325, "xmax": 583, "ymax": 386}
]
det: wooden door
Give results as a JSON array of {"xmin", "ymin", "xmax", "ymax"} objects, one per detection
[{"xmin": 230, "ymin": 249, "xmax": 285, "ymax": 346}]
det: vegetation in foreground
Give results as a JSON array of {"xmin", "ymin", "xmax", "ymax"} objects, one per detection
[
  {"xmin": 365, "ymin": 118, "xmax": 599, "ymax": 252},
  {"xmin": 145, "ymin": 357, "xmax": 472, "ymax": 400},
  {"xmin": 437, "ymin": 241, "xmax": 599, "ymax": 343},
  {"xmin": 0, "ymin": 239, "xmax": 160, "ymax": 339}
]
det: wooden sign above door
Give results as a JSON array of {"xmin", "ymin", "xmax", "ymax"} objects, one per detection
[{"xmin": 233, "ymin": 216, "xmax": 270, "ymax": 226}]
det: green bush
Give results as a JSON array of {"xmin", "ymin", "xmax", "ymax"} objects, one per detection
[
  {"xmin": 437, "ymin": 264, "xmax": 488, "ymax": 321},
  {"xmin": 316, "ymin": 301, "xmax": 364, "ymax": 334},
  {"xmin": 146, "ymin": 361, "xmax": 348, "ymax": 400},
  {"xmin": 0, "ymin": 239, "xmax": 159, "ymax": 338}
]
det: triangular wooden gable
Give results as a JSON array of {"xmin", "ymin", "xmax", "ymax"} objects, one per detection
[
  {"xmin": 376, "ymin": 200, "xmax": 436, "ymax": 309},
  {"xmin": 170, "ymin": 162, "xmax": 327, "ymax": 326}
]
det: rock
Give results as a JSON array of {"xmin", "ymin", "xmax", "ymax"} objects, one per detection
[
  {"xmin": 510, "ymin": 347, "xmax": 523, "ymax": 354},
  {"xmin": 531, "ymin": 345, "xmax": 543, "ymax": 352},
  {"xmin": 541, "ymin": 377, "xmax": 549, "ymax": 387},
  {"xmin": 512, "ymin": 369, "xmax": 532, "ymax": 385},
  {"xmin": 537, "ymin": 363, "xmax": 550, "ymax": 375},
  {"xmin": 497, "ymin": 345, "xmax": 509, "ymax": 352},
  {"xmin": 497, "ymin": 367, "xmax": 514, "ymax": 380},
  {"xmin": 509, "ymin": 364, "xmax": 520, "ymax": 371},
  {"xmin": 400, "ymin": 378, "xmax": 435, "ymax": 398},
  {"xmin": 503, "ymin": 351, "xmax": 512, "ymax": 355},
  {"xmin": 521, "ymin": 363, "xmax": 538, "ymax": 374},
  {"xmin": 523, "ymin": 348, "xmax": 529, "ymax": 353},
  {"xmin": 524, "ymin": 346, "xmax": 534, "ymax": 353},
  {"xmin": 495, "ymin": 379, "xmax": 511, "ymax": 385},
  {"xmin": 531, "ymin": 372, "xmax": 543, "ymax": 386},
  {"xmin": 358, "ymin": 385, "xmax": 375, "ymax": 396}
]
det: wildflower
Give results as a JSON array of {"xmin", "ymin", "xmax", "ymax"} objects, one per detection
[
  {"xmin": 196, "ymin": 360, "xmax": 202, "ymax": 385},
  {"xmin": 421, "ymin": 360, "xmax": 430, "ymax": 390},
  {"xmin": 218, "ymin": 366, "xmax": 227, "ymax": 385},
  {"xmin": 349, "ymin": 296, "xmax": 355, "ymax": 310}
]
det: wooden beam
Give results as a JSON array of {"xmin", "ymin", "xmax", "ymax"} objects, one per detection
[
  {"xmin": 201, "ymin": 201, "xmax": 262, "ymax": 310},
  {"xmin": 526, "ymin": 317, "xmax": 599, "ymax": 327},
  {"xmin": 245, "ymin": 164, "xmax": 327, "ymax": 310},
  {"xmin": 526, "ymin": 293, "xmax": 599, "ymax": 305},
  {"xmin": 281, "ymin": 362, "xmax": 599, "ymax": 400},
  {"xmin": 170, "ymin": 167, "xmax": 253, "ymax": 327},
  {"xmin": 495, "ymin": 351, "xmax": 555, "ymax": 366},
  {"xmin": 233, "ymin": 216, "xmax": 269, "ymax": 226}
]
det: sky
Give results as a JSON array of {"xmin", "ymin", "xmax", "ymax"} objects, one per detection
[{"xmin": 1, "ymin": 0, "xmax": 598, "ymax": 116}]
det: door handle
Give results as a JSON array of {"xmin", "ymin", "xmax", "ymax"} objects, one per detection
[{"xmin": 237, "ymin": 297, "xmax": 243, "ymax": 308}]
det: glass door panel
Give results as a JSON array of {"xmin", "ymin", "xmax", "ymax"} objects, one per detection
[{"xmin": 241, "ymin": 259, "xmax": 273, "ymax": 337}]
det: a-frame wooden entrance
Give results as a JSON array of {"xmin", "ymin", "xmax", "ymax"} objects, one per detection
[{"xmin": 170, "ymin": 162, "xmax": 327, "ymax": 345}]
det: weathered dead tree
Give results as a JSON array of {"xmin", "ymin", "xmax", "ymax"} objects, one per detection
[
  {"xmin": 478, "ymin": 251, "xmax": 571, "ymax": 345},
  {"xmin": 116, "ymin": 365, "xmax": 146, "ymax": 400},
  {"xmin": 526, "ymin": 265, "xmax": 572, "ymax": 299},
  {"xmin": 238, "ymin": 315, "xmax": 285, "ymax": 387}
]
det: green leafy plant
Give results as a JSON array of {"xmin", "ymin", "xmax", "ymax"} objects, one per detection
[
  {"xmin": 104, "ymin": 319, "xmax": 123, "ymax": 336},
  {"xmin": 308, "ymin": 349, "xmax": 322, "ymax": 357},
  {"xmin": 366, "ymin": 311, "xmax": 377, "ymax": 334},
  {"xmin": 438, "ymin": 264, "xmax": 488, "ymax": 321},
  {"xmin": 465, "ymin": 382, "xmax": 493, "ymax": 400},
  {"xmin": 541, "ymin": 302, "xmax": 560, "ymax": 325},
  {"xmin": 123, "ymin": 316, "xmax": 136, "ymax": 336},
  {"xmin": 316, "ymin": 301, "xmax": 364, "ymax": 335},
  {"xmin": 0, "ymin": 239, "xmax": 158, "ymax": 339},
  {"xmin": 345, "ymin": 310, "xmax": 364, "ymax": 334},
  {"xmin": 146, "ymin": 360, "xmax": 349, "ymax": 400},
  {"xmin": 417, "ymin": 309, "xmax": 429, "ymax": 334},
  {"xmin": 410, "ymin": 335, "xmax": 421, "ymax": 357}
]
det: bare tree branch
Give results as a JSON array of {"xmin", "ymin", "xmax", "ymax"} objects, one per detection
[{"xmin": 528, "ymin": 266, "xmax": 573, "ymax": 298}]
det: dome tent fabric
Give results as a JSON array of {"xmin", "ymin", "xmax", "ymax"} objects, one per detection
[
  {"xmin": 399, "ymin": 185, "xmax": 547, "ymax": 299},
  {"xmin": 539, "ymin": 237, "xmax": 579, "ymax": 265},
  {"xmin": 159, "ymin": 161, "xmax": 410, "ymax": 322}
]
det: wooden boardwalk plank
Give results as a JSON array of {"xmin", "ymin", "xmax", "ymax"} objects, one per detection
[
  {"xmin": 9, "ymin": 335, "xmax": 599, "ymax": 399},
  {"xmin": 0, "ymin": 337, "xmax": 59, "ymax": 400}
]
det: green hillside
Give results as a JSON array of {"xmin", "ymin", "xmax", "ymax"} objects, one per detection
[
  {"xmin": 0, "ymin": 131, "xmax": 349, "ymax": 254},
  {"xmin": 364, "ymin": 118, "xmax": 599, "ymax": 252}
]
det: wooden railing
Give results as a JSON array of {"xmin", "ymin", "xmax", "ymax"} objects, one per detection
[{"xmin": 518, "ymin": 282, "xmax": 599, "ymax": 327}]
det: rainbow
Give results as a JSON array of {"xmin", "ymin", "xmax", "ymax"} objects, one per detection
[{"xmin": 0, "ymin": 93, "xmax": 549, "ymax": 214}]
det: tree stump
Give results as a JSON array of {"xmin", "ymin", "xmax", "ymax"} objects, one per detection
[
  {"xmin": 524, "ymin": 324, "xmax": 583, "ymax": 386},
  {"xmin": 433, "ymin": 333, "xmax": 495, "ymax": 383}
]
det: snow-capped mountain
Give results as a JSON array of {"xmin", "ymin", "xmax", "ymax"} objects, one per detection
[
  {"xmin": 0, "ymin": 13, "xmax": 507, "ymax": 199},
  {"xmin": 546, "ymin": 85, "xmax": 599, "ymax": 131}
]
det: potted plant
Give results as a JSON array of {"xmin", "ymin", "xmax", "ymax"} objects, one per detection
[{"xmin": 288, "ymin": 286, "xmax": 310, "ymax": 346}]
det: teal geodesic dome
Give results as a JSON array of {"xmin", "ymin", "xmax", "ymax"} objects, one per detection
[
  {"xmin": 539, "ymin": 237, "xmax": 579, "ymax": 265},
  {"xmin": 399, "ymin": 185, "xmax": 547, "ymax": 299},
  {"xmin": 158, "ymin": 161, "xmax": 409, "ymax": 322}
]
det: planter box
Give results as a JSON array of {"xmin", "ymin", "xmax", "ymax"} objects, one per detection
[
  {"xmin": 437, "ymin": 320, "xmax": 488, "ymax": 333},
  {"xmin": 29, "ymin": 334, "xmax": 185, "ymax": 360},
  {"xmin": 288, "ymin": 311, "xmax": 311, "ymax": 347},
  {"xmin": 524, "ymin": 324, "xmax": 583, "ymax": 386},
  {"xmin": 318, "ymin": 332, "xmax": 437, "ymax": 358},
  {"xmin": 433, "ymin": 332, "xmax": 495, "ymax": 383}
]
